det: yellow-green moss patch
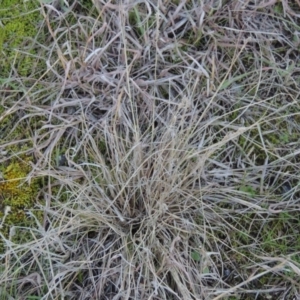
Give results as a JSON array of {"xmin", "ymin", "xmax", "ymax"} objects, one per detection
[
  {"xmin": 0, "ymin": 0, "xmax": 44, "ymax": 78},
  {"xmin": 0, "ymin": 156, "xmax": 43, "ymax": 251}
]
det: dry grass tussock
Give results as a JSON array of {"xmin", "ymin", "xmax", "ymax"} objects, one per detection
[{"xmin": 1, "ymin": 0, "xmax": 300, "ymax": 299}]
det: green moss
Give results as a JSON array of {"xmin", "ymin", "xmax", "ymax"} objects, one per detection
[
  {"xmin": 0, "ymin": 156, "xmax": 43, "ymax": 252},
  {"xmin": 0, "ymin": 160, "xmax": 38, "ymax": 207},
  {"xmin": 0, "ymin": 0, "xmax": 43, "ymax": 78}
]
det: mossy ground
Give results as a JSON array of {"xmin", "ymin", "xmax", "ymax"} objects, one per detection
[
  {"xmin": 0, "ymin": 0, "xmax": 99, "ymax": 253},
  {"xmin": 0, "ymin": 0, "xmax": 45, "ymax": 78},
  {"xmin": 0, "ymin": 156, "xmax": 44, "ymax": 251},
  {"xmin": 0, "ymin": 108, "xmax": 45, "ymax": 252},
  {"xmin": 0, "ymin": 0, "xmax": 45, "ymax": 252}
]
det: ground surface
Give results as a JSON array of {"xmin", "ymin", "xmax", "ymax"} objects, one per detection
[{"xmin": 1, "ymin": 1, "xmax": 300, "ymax": 299}]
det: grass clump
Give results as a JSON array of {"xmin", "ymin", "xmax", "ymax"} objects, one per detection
[{"xmin": 1, "ymin": 0, "xmax": 300, "ymax": 299}]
